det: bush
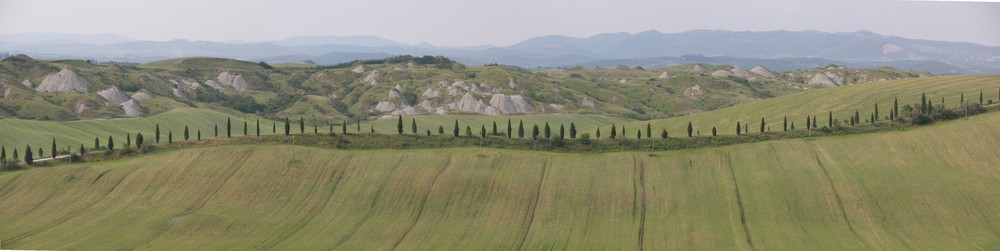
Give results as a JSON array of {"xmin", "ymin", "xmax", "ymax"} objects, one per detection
[{"xmin": 912, "ymin": 114, "xmax": 933, "ymax": 125}]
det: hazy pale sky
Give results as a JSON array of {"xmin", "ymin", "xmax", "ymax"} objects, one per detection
[{"xmin": 1, "ymin": 0, "xmax": 998, "ymax": 46}]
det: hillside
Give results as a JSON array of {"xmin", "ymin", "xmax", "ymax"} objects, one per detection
[
  {"xmin": 0, "ymin": 55, "xmax": 929, "ymax": 124},
  {"xmin": 1, "ymin": 110, "xmax": 999, "ymax": 250}
]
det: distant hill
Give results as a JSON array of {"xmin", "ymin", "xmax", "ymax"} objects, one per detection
[{"xmin": 1, "ymin": 30, "xmax": 998, "ymax": 74}]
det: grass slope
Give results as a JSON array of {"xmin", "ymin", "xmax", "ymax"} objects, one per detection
[
  {"xmin": 1, "ymin": 112, "xmax": 999, "ymax": 250},
  {"xmin": 0, "ymin": 108, "xmax": 276, "ymax": 150},
  {"xmin": 358, "ymin": 113, "xmax": 632, "ymax": 136},
  {"xmin": 625, "ymin": 75, "xmax": 1000, "ymax": 136}
]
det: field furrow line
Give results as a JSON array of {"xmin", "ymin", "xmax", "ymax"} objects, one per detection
[
  {"xmin": 633, "ymin": 154, "xmax": 647, "ymax": 251},
  {"xmin": 516, "ymin": 159, "xmax": 548, "ymax": 251},
  {"xmin": 725, "ymin": 153, "xmax": 755, "ymax": 250},
  {"xmin": 813, "ymin": 152, "xmax": 869, "ymax": 250},
  {"xmin": 390, "ymin": 154, "xmax": 451, "ymax": 251}
]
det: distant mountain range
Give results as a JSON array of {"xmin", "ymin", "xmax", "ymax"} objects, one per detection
[{"xmin": 2, "ymin": 30, "xmax": 998, "ymax": 74}]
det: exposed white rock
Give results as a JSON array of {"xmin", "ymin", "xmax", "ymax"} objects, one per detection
[
  {"xmin": 203, "ymin": 80, "xmax": 224, "ymax": 91},
  {"xmin": 363, "ymin": 70, "xmax": 380, "ymax": 85},
  {"xmin": 489, "ymin": 94, "xmax": 533, "ymax": 114},
  {"xmin": 691, "ymin": 64, "xmax": 707, "ymax": 73},
  {"xmin": 711, "ymin": 70, "xmax": 733, "ymax": 77},
  {"xmin": 216, "ymin": 72, "xmax": 248, "ymax": 92},
  {"xmin": 394, "ymin": 84, "xmax": 405, "ymax": 92},
  {"xmin": 375, "ymin": 101, "xmax": 395, "ymax": 112},
  {"xmin": 130, "ymin": 90, "xmax": 153, "ymax": 101},
  {"xmin": 750, "ymin": 66, "xmax": 775, "ymax": 78},
  {"xmin": 21, "ymin": 79, "xmax": 32, "ymax": 87},
  {"xmin": 121, "ymin": 99, "xmax": 144, "ymax": 117},
  {"xmin": 436, "ymin": 107, "xmax": 448, "ymax": 115},
  {"xmin": 619, "ymin": 79, "xmax": 627, "ymax": 84},
  {"xmin": 808, "ymin": 73, "xmax": 840, "ymax": 86},
  {"xmin": 548, "ymin": 104, "xmax": 564, "ymax": 110},
  {"xmin": 484, "ymin": 106, "xmax": 501, "ymax": 116},
  {"xmin": 657, "ymin": 72, "xmax": 671, "ymax": 79},
  {"xmin": 508, "ymin": 77, "xmax": 518, "ymax": 89},
  {"xmin": 388, "ymin": 89, "xmax": 401, "ymax": 99},
  {"xmin": 449, "ymin": 92, "xmax": 494, "ymax": 114},
  {"xmin": 448, "ymin": 88, "xmax": 465, "ymax": 97},
  {"xmin": 98, "ymin": 86, "xmax": 130, "ymax": 105},
  {"xmin": 351, "ymin": 65, "xmax": 366, "ymax": 74},
  {"xmin": 422, "ymin": 88, "xmax": 441, "ymax": 98},
  {"xmin": 451, "ymin": 80, "xmax": 470, "ymax": 90},
  {"xmin": 731, "ymin": 68, "xmax": 751, "ymax": 78},
  {"xmin": 419, "ymin": 100, "xmax": 435, "ymax": 111},
  {"xmin": 683, "ymin": 84, "xmax": 708, "ymax": 99},
  {"xmin": 468, "ymin": 84, "xmax": 482, "ymax": 94},
  {"xmin": 581, "ymin": 97, "xmax": 596, "ymax": 108},
  {"xmin": 36, "ymin": 68, "xmax": 91, "ymax": 93},
  {"xmin": 438, "ymin": 81, "xmax": 450, "ymax": 88},
  {"xmin": 74, "ymin": 101, "xmax": 90, "ymax": 114},
  {"xmin": 172, "ymin": 88, "xmax": 189, "ymax": 100},
  {"xmin": 391, "ymin": 106, "xmax": 422, "ymax": 116}
]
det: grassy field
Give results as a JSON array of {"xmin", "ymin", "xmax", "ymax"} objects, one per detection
[
  {"xmin": 625, "ymin": 75, "xmax": 1000, "ymax": 136},
  {"xmin": 1, "ymin": 110, "xmax": 999, "ymax": 250},
  {"xmin": 358, "ymin": 113, "xmax": 633, "ymax": 136},
  {"xmin": 0, "ymin": 108, "xmax": 277, "ymax": 151}
]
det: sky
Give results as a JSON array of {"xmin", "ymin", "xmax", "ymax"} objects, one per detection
[{"xmin": 0, "ymin": 0, "xmax": 998, "ymax": 47}]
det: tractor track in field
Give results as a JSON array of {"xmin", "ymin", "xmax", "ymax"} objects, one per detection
[
  {"xmin": 633, "ymin": 154, "xmax": 647, "ymax": 251},
  {"xmin": 724, "ymin": 153, "xmax": 755, "ymax": 251},
  {"xmin": 516, "ymin": 160, "xmax": 549, "ymax": 251},
  {"xmin": 261, "ymin": 155, "xmax": 351, "ymax": 250},
  {"xmin": 391, "ymin": 154, "xmax": 451, "ymax": 251},
  {"xmin": 813, "ymin": 151, "xmax": 869, "ymax": 250}
]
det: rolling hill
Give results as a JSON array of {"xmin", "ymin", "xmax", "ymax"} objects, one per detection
[{"xmin": 1, "ymin": 108, "xmax": 999, "ymax": 250}]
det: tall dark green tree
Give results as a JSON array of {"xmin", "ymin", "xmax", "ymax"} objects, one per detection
[
  {"xmin": 438, "ymin": 125, "xmax": 444, "ymax": 135},
  {"xmin": 12, "ymin": 148, "xmax": 17, "ymax": 161},
  {"xmin": 284, "ymin": 117, "xmax": 290, "ymax": 135},
  {"xmin": 736, "ymin": 121, "xmax": 742, "ymax": 135},
  {"xmin": 518, "ymin": 120, "xmax": 524, "ymax": 138},
  {"xmin": 184, "ymin": 126, "xmax": 189, "ymax": 141},
  {"xmin": 273, "ymin": 121, "xmax": 276, "ymax": 133},
  {"xmin": 980, "ymin": 91, "xmax": 984, "ymax": 105},
  {"xmin": 108, "ymin": 135, "xmax": 115, "ymax": 152},
  {"xmin": 155, "ymin": 124, "xmax": 161, "ymax": 143},
  {"xmin": 492, "ymin": 121, "xmax": 498, "ymax": 136},
  {"xmin": 783, "ymin": 116, "xmax": 788, "ymax": 131},
  {"xmin": 874, "ymin": 103, "xmax": 879, "ymax": 122},
  {"xmin": 828, "ymin": 111, "xmax": 833, "ymax": 128},
  {"xmin": 532, "ymin": 124, "xmax": 540, "ymax": 140},
  {"xmin": 646, "ymin": 123, "xmax": 652, "ymax": 139},
  {"xmin": 760, "ymin": 117, "xmax": 765, "ymax": 133},
  {"xmin": 397, "ymin": 115, "xmax": 404, "ymax": 134},
  {"xmin": 94, "ymin": 137, "xmax": 100, "ymax": 150},
  {"xmin": 126, "ymin": 133, "xmax": 131, "ymax": 148},
  {"xmin": 687, "ymin": 122, "xmax": 693, "ymax": 137},
  {"xmin": 806, "ymin": 116, "xmax": 811, "ymax": 130},
  {"xmin": 168, "ymin": 131, "xmax": 173, "ymax": 143},
  {"xmin": 357, "ymin": 119, "xmax": 361, "ymax": 132},
  {"xmin": 855, "ymin": 111, "xmax": 861, "ymax": 125},
  {"xmin": 712, "ymin": 127, "xmax": 717, "ymax": 137},
  {"xmin": 313, "ymin": 124, "xmax": 318, "ymax": 134},
  {"xmin": 24, "ymin": 145, "xmax": 33, "ymax": 165},
  {"xmin": 227, "ymin": 118, "xmax": 232, "ymax": 138},
  {"xmin": 812, "ymin": 116, "xmax": 817, "ymax": 129},
  {"xmin": 570, "ymin": 123, "xmax": 577, "ymax": 139},
  {"xmin": 660, "ymin": 129, "xmax": 668, "ymax": 139},
  {"xmin": 791, "ymin": 121, "xmax": 795, "ymax": 130},
  {"xmin": 412, "ymin": 118, "xmax": 417, "ymax": 134},
  {"xmin": 243, "ymin": 121, "xmax": 248, "ymax": 136},
  {"xmin": 559, "ymin": 124, "xmax": 565, "ymax": 139},
  {"xmin": 637, "ymin": 129, "xmax": 641, "ymax": 139},
  {"xmin": 961, "ymin": 92, "xmax": 965, "ymax": 104},
  {"xmin": 893, "ymin": 97, "xmax": 899, "ymax": 120},
  {"xmin": 136, "ymin": 133, "xmax": 144, "ymax": 149},
  {"xmin": 342, "ymin": 120, "xmax": 347, "ymax": 134},
  {"xmin": 51, "ymin": 138, "xmax": 56, "ymax": 159},
  {"xmin": 197, "ymin": 130, "xmax": 201, "ymax": 141},
  {"xmin": 544, "ymin": 122, "xmax": 551, "ymax": 139},
  {"xmin": 0, "ymin": 146, "xmax": 5, "ymax": 164},
  {"xmin": 596, "ymin": 128, "xmax": 602, "ymax": 139},
  {"xmin": 507, "ymin": 119, "xmax": 512, "ymax": 139},
  {"xmin": 622, "ymin": 125, "xmax": 626, "ymax": 139},
  {"xmin": 256, "ymin": 119, "xmax": 260, "ymax": 136},
  {"xmin": 466, "ymin": 125, "xmax": 472, "ymax": 137},
  {"xmin": 453, "ymin": 120, "xmax": 460, "ymax": 137},
  {"xmin": 214, "ymin": 124, "xmax": 219, "ymax": 137},
  {"xmin": 299, "ymin": 117, "xmax": 305, "ymax": 134},
  {"xmin": 480, "ymin": 125, "xmax": 487, "ymax": 138},
  {"xmin": 920, "ymin": 92, "xmax": 927, "ymax": 114}
]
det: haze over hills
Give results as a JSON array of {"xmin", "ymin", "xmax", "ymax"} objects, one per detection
[{"xmin": 1, "ymin": 30, "xmax": 998, "ymax": 74}]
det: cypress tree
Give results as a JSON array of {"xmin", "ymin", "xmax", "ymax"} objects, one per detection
[
  {"xmin": 760, "ymin": 117, "xmax": 765, "ymax": 133},
  {"xmin": 481, "ymin": 125, "xmax": 487, "ymax": 138},
  {"xmin": 893, "ymin": 97, "xmax": 899, "ymax": 120},
  {"xmin": 168, "ymin": 131, "xmax": 173, "ymax": 143},
  {"xmin": 273, "ymin": 121, "xmax": 276, "ymax": 133},
  {"xmin": 426, "ymin": 129, "xmax": 431, "ymax": 136},
  {"xmin": 661, "ymin": 129, "xmax": 668, "ymax": 139},
  {"xmin": 622, "ymin": 125, "xmax": 626, "ymax": 139},
  {"xmin": 518, "ymin": 120, "xmax": 525, "ymax": 138},
  {"xmin": 329, "ymin": 124, "xmax": 333, "ymax": 134},
  {"xmin": 637, "ymin": 129, "xmax": 641, "ymax": 139},
  {"xmin": 12, "ymin": 148, "xmax": 17, "ymax": 161},
  {"xmin": 184, "ymin": 126, "xmax": 189, "ymax": 141},
  {"xmin": 94, "ymin": 137, "xmax": 100, "ymax": 150},
  {"xmin": 492, "ymin": 121, "xmax": 498, "ymax": 136},
  {"xmin": 980, "ymin": 91, "xmax": 984, "ymax": 105},
  {"xmin": 570, "ymin": 123, "xmax": 577, "ymax": 139},
  {"xmin": 0, "ymin": 146, "xmax": 5, "ymax": 164},
  {"xmin": 874, "ymin": 102, "xmax": 879, "ymax": 122},
  {"xmin": 736, "ymin": 121, "xmax": 741, "ymax": 135},
  {"xmin": 559, "ymin": 124, "xmax": 565, "ymax": 139},
  {"xmin": 51, "ymin": 138, "xmax": 56, "ymax": 159},
  {"xmin": 412, "ymin": 118, "xmax": 417, "ymax": 134},
  {"xmin": 783, "ymin": 116, "xmax": 788, "ymax": 131},
  {"xmin": 712, "ymin": 127, "xmax": 717, "ymax": 137},
  {"xmin": 928, "ymin": 100, "xmax": 934, "ymax": 113},
  {"xmin": 256, "ymin": 119, "xmax": 260, "ymax": 136},
  {"xmin": 357, "ymin": 119, "xmax": 361, "ymax": 132},
  {"xmin": 466, "ymin": 125, "xmax": 472, "ymax": 137},
  {"xmin": 507, "ymin": 119, "xmax": 512, "ymax": 139},
  {"xmin": 544, "ymin": 123, "xmax": 551, "ymax": 139},
  {"xmin": 313, "ymin": 124, "xmax": 317, "ymax": 134},
  {"xmin": 828, "ymin": 111, "xmax": 833, "ymax": 128},
  {"xmin": 284, "ymin": 117, "xmax": 290, "ymax": 135},
  {"xmin": 961, "ymin": 92, "xmax": 965, "ymax": 104},
  {"xmin": 871, "ymin": 113, "xmax": 875, "ymax": 124},
  {"xmin": 126, "ymin": 133, "xmax": 132, "ymax": 148},
  {"xmin": 197, "ymin": 130, "xmax": 201, "ymax": 141},
  {"xmin": 371, "ymin": 126, "xmax": 375, "ymax": 134},
  {"xmin": 687, "ymin": 122, "xmax": 693, "ymax": 137},
  {"xmin": 79, "ymin": 144, "xmax": 84, "ymax": 155},
  {"xmin": 108, "ymin": 135, "xmax": 115, "ymax": 152},
  {"xmin": 397, "ymin": 115, "xmax": 404, "ymax": 134},
  {"xmin": 24, "ymin": 145, "xmax": 32, "ymax": 165},
  {"xmin": 215, "ymin": 124, "xmax": 219, "ymax": 137},
  {"xmin": 791, "ymin": 121, "xmax": 795, "ymax": 130},
  {"xmin": 610, "ymin": 124, "xmax": 617, "ymax": 140},
  {"xmin": 299, "ymin": 117, "xmax": 305, "ymax": 134},
  {"xmin": 532, "ymin": 124, "xmax": 540, "ymax": 140},
  {"xmin": 920, "ymin": 93, "xmax": 927, "ymax": 114},
  {"xmin": 136, "ymin": 133, "xmax": 144, "ymax": 149},
  {"xmin": 596, "ymin": 128, "xmax": 602, "ymax": 139},
  {"xmin": 855, "ymin": 111, "xmax": 861, "ymax": 125},
  {"xmin": 646, "ymin": 123, "xmax": 651, "ymax": 139},
  {"xmin": 155, "ymin": 124, "xmax": 161, "ymax": 143},
  {"xmin": 227, "ymin": 117, "xmax": 232, "ymax": 138},
  {"xmin": 812, "ymin": 116, "xmax": 817, "ymax": 129},
  {"xmin": 342, "ymin": 121, "xmax": 347, "ymax": 134},
  {"xmin": 453, "ymin": 120, "xmax": 460, "ymax": 137},
  {"xmin": 438, "ymin": 125, "xmax": 444, "ymax": 135},
  {"xmin": 243, "ymin": 121, "xmax": 248, "ymax": 136}
]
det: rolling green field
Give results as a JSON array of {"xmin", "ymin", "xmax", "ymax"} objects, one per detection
[
  {"xmin": 1, "ymin": 110, "xmax": 999, "ymax": 250},
  {"xmin": 625, "ymin": 75, "xmax": 1000, "ymax": 136}
]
